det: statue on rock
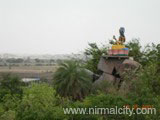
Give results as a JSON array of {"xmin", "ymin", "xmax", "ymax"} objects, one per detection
[{"xmin": 113, "ymin": 27, "xmax": 126, "ymax": 45}]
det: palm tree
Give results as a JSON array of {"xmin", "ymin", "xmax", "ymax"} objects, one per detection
[{"xmin": 53, "ymin": 60, "xmax": 92, "ymax": 100}]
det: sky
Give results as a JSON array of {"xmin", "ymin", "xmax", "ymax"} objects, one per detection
[{"xmin": 0, "ymin": 0, "xmax": 160, "ymax": 54}]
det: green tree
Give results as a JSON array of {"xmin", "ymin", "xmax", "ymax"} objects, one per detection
[
  {"xmin": 84, "ymin": 43, "xmax": 108, "ymax": 74},
  {"xmin": 120, "ymin": 62, "xmax": 160, "ymax": 119},
  {"xmin": 0, "ymin": 94, "xmax": 20, "ymax": 120},
  {"xmin": 53, "ymin": 60, "xmax": 92, "ymax": 100},
  {"xmin": 142, "ymin": 43, "xmax": 160, "ymax": 65},
  {"xmin": 69, "ymin": 93, "xmax": 133, "ymax": 120},
  {"xmin": 16, "ymin": 83, "xmax": 67, "ymax": 120},
  {"xmin": 126, "ymin": 39, "xmax": 143, "ymax": 63},
  {"xmin": 0, "ymin": 74, "xmax": 23, "ymax": 101}
]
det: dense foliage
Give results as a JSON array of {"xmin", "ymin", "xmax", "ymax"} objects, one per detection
[{"xmin": 84, "ymin": 43, "xmax": 108, "ymax": 74}]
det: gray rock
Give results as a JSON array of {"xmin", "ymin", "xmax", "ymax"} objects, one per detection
[
  {"xmin": 94, "ymin": 56, "xmax": 141, "ymax": 92},
  {"xmin": 122, "ymin": 59, "xmax": 141, "ymax": 69},
  {"xmin": 98, "ymin": 57, "xmax": 114, "ymax": 74},
  {"xmin": 94, "ymin": 73, "xmax": 116, "ymax": 85}
]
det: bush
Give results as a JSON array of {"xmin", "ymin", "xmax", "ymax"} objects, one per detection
[
  {"xmin": 84, "ymin": 43, "xmax": 108, "ymax": 74},
  {"xmin": 0, "ymin": 74, "xmax": 23, "ymax": 101},
  {"xmin": 16, "ymin": 83, "xmax": 67, "ymax": 120}
]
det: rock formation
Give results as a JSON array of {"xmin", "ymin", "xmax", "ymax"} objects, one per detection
[{"xmin": 93, "ymin": 56, "xmax": 141, "ymax": 90}]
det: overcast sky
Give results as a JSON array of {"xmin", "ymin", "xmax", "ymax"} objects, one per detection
[{"xmin": 0, "ymin": 0, "xmax": 160, "ymax": 54}]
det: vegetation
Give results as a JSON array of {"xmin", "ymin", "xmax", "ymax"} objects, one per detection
[
  {"xmin": 16, "ymin": 83, "xmax": 66, "ymax": 120},
  {"xmin": 0, "ymin": 74, "xmax": 23, "ymax": 102},
  {"xmin": 0, "ymin": 40, "xmax": 160, "ymax": 119},
  {"xmin": 53, "ymin": 60, "xmax": 92, "ymax": 100},
  {"xmin": 84, "ymin": 43, "xmax": 108, "ymax": 74}
]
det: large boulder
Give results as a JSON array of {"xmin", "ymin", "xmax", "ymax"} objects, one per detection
[
  {"xmin": 93, "ymin": 73, "xmax": 121, "ymax": 92},
  {"xmin": 97, "ymin": 56, "xmax": 141, "ymax": 77},
  {"xmin": 98, "ymin": 57, "xmax": 124, "ymax": 74},
  {"xmin": 98, "ymin": 57, "xmax": 114, "ymax": 74},
  {"xmin": 122, "ymin": 59, "xmax": 141, "ymax": 69},
  {"xmin": 96, "ymin": 73, "xmax": 116, "ymax": 84},
  {"xmin": 94, "ymin": 56, "xmax": 141, "ymax": 92},
  {"xmin": 93, "ymin": 73, "xmax": 116, "ymax": 88}
]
